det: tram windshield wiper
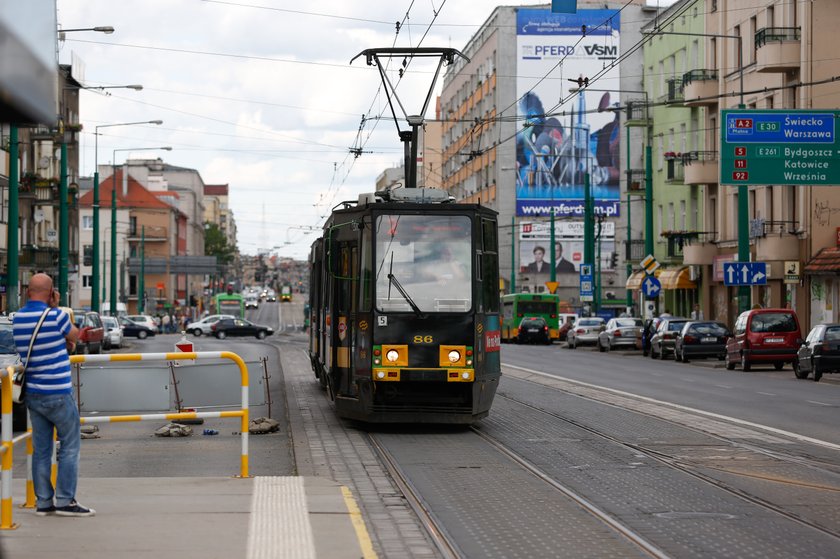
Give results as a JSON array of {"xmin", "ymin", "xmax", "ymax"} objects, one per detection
[{"xmin": 387, "ymin": 273, "xmax": 424, "ymax": 318}]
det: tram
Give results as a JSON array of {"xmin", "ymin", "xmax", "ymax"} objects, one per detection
[{"xmin": 308, "ymin": 187, "xmax": 501, "ymax": 423}]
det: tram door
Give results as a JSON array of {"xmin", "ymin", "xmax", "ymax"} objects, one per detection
[{"xmin": 334, "ymin": 242, "xmax": 358, "ymax": 396}]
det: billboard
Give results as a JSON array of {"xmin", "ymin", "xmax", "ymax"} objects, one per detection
[
  {"xmin": 516, "ymin": 8, "xmax": 621, "ymax": 217},
  {"xmin": 519, "ymin": 221, "xmax": 616, "ymax": 275}
]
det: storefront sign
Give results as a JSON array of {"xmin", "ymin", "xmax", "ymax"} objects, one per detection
[{"xmin": 784, "ymin": 261, "xmax": 801, "ymax": 284}]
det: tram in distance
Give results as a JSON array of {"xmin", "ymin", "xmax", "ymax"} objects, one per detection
[{"xmin": 308, "ymin": 187, "xmax": 502, "ymax": 423}]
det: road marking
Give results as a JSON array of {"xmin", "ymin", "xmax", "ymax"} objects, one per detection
[
  {"xmin": 807, "ymin": 400, "xmax": 833, "ymax": 407},
  {"xmin": 757, "ymin": 391, "xmax": 777, "ymax": 396},
  {"xmin": 341, "ymin": 486, "xmax": 378, "ymax": 559},
  {"xmin": 502, "ymin": 362, "xmax": 840, "ymax": 452},
  {"xmin": 714, "ymin": 384, "xmax": 732, "ymax": 389},
  {"xmin": 247, "ymin": 476, "xmax": 316, "ymax": 559}
]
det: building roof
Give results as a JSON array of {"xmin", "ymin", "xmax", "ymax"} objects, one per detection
[
  {"xmin": 204, "ymin": 184, "xmax": 229, "ymax": 196},
  {"xmin": 78, "ymin": 170, "xmax": 183, "ymax": 215},
  {"xmin": 804, "ymin": 247, "xmax": 840, "ymax": 274}
]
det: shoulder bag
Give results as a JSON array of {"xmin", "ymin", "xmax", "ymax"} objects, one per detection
[{"xmin": 11, "ymin": 308, "xmax": 51, "ymax": 404}]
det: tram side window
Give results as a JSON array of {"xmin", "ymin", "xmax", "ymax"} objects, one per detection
[
  {"xmin": 359, "ymin": 226, "xmax": 372, "ymax": 311},
  {"xmin": 481, "ymin": 218, "xmax": 500, "ymax": 313}
]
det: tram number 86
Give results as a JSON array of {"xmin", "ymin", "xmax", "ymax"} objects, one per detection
[{"xmin": 413, "ymin": 335, "xmax": 434, "ymax": 344}]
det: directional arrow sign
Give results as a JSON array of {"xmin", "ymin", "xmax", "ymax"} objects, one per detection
[
  {"xmin": 723, "ymin": 262, "xmax": 767, "ymax": 286},
  {"xmin": 642, "ymin": 275, "xmax": 661, "ymax": 299}
]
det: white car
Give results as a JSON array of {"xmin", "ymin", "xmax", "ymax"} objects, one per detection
[
  {"xmin": 101, "ymin": 315, "xmax": 123, "ymax": 349},
  {"xmin": 125, "ymin": 315, "xmax": 159, "ymax": 333},
  {"xmin": 189, "ymin": 314, "xmax": 236, "ymax": 337}
]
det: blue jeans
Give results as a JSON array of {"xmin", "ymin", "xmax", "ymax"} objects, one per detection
[{"xmin": 25, "ymin": 392, "xmax": 81, "ymax": 509}]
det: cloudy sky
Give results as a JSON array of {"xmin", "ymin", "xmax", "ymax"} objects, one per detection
[{"xmin": 56, "ymin": 0, "xmax": 675, "ymax": 259}]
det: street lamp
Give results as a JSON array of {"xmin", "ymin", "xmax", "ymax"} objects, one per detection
[
  {"xmin": 92, "ymin": 119, "xmax": 162, "ymax": 312},
  {"xmin": 57, "ymin": 26, "xmax": 114, "ymax": 42},
  {"xmin": 110, "ymin": 146, "xmax": 172, "ymax": 316},
  {"xmin": 644, "ymin": 30, "xmax": 748, "ymax": 311}
]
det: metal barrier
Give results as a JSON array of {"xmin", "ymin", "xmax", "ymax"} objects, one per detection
[
  {"xmin": 70, "ymin": 352, "xmax": 251, "ymax": 479},
  {"xmin": 1, "ymin": 366, "xmax": 33, "ymax": 530}
]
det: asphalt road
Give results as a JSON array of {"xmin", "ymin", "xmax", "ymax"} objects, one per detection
[{"xmin": 501, "ymin": 340, "xmax": 840, "ymax": 446}]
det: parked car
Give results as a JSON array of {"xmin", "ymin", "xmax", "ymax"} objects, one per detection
[
  {"xmin": 0, "ymin": 316, "xmax": 26, "ymax": 431},
  {"xmin": 649, "ymin": 317, "xmax": 689, "ymax": 359},
  {"xmin": 119, "ymin": 317, "xmax": 156, "ymax": 339},
  {"xmin": 72, "ymin": 310, "xmax": 104, "ymax": 354},
  {"xmin": 598, "ymin": 317, "xmax": 643, "ymax": 352},
  {"xmin": 211, "ymin": 318, "xmax": 274, "ymax": 339},
  {"xmin": 794, "ymin": 323, "xmax": 840, "ymax": 382},
  {"xmin": 516, "ymin": 316, "xmax": 551, "ymax": 345},
  {"xmin": 101, "ymin": 315, "xmax": 123, "ymax": 350},
  {"xmin": 566, "ymin": 317, "xmax": 605, "ymax": 349},
  {"xmin": 557, "ymin": 315, "xmax": 577, "ymax": 341},
  {"xmin": 125, "ymin": 315, "xmax": 159, "ymax": 334},
  {"xmin": 674, "ymin": 321, "xmax": 730, "ymax": 362},
  {"xmin": 725, "ymin": 308, "xmax": 802, "ymax": 371},
  {"xmin": 189, "ymin": 314, "xmax": 236, "ymax": 337}
]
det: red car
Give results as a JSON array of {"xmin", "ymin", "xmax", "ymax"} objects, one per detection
[
  {"xmin": 72, "ymin": 310, "xmax": 105, "ymax": 354},
  {"xmin": 725, "ymin": 308, "xmax": 802, "ymax": 371}
]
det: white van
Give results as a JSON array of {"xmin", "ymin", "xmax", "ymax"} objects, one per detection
[{"xmin": 101, "ymin": 302, "xmax": 128, "ymax": 318}]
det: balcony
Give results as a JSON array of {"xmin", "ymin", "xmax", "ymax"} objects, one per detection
[
  {"xmin": 755, "ymin": 27, "xmax": 801, "ymax": 73},
  {"xmin": 19, "ymin": 246, "xmax": 79, "ymax": 269},
  {"xmin": 682, "ymin": 151, "xmax": 719, "ymax": 185},
  {"xmin": 682, "ymin": 69, "xmax": 718, "ymax": 107},
  {"xmin": 127, "ymin": 225, "xmax": 167, "ymax": 242},
  {"xmin": 625, "ymin": 169, "xmax": 646, "ymax": 194},
  {"xmin": 754, "ymin": 220, "xmax": 800, "ymax": 261},
  {"xmin": 625, "ymin": 239, "xmax": 646, "ymax": 263},
  {"xmin": 625, "ymin": 99, "xmax": 651, "ymax": 127},
  {"xmin": 665, "ymin": 78, "xmax": 684, "ymax": 105}
]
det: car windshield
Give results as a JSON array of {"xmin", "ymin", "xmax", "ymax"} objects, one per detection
[
  {"xmin": 690, "ymin": 322, "xmax": 729, "ymax": 336},
  {"xmin": 825, "ymin": 326, "xmax": 840, "ymax": 341},
  {"xmin": 523, "ymin": 318, "xmax": 546, "ymax": 325},
  {"xmin": 616, "ymin": 318, "xmax": 642, "ymax": 327},
  {"xmin": 751, "ymin": 313, "xmax": 797, "ymax": 333},
  {"xmin": 578, "ymin": 319, "xmax": 602, "ymax": 327},
  {"xmin": 375, "ymin": 214, "xmax": 472, "ymax": 313},
  {"xmin": 0, "ymin": 324, "xmax": 15, "ymax": 353},
  {"xmin": 667, "ymin": 321, "xmax": 688, "ymax": 332}
]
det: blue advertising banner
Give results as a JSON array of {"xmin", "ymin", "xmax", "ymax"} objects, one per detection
[
  {"xmin": 516, "ymin": 8, "xmax": 622, "ymax": 218},
  {"xmin": 551, "ymin": 0, "xmax": 578, "ymax": 14}
]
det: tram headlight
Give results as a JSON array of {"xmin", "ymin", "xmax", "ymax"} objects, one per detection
[
  {"xmin": 447, "ymin": 350, "xmax": 461, "ymax": 363},
  {"xmin": 377, "ymin": 371, "xmax": 386, "ymax": 379},
  {"xmin": 466, "ymin": 358, "xmax": 473, "ymax": 366},
  {"xmin": 461, "ymin": 372, "xmax": 470, "ymax": 380},
  {"xmin": 386, "ymin": 349, "xmax": 400, "ymax": 363}
]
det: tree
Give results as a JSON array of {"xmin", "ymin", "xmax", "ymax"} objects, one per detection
[{"xmin": 204, "ymin": 222, "xmax": 235, "ymax": 265}]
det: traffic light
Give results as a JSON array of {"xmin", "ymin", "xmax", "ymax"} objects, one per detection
[{"xmin": 609, "ymin": 252, "xmax": 618, "ymax": 268}]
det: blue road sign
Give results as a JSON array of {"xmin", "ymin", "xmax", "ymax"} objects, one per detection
[
  {"xmin": 723, "ymin": 262, "xmax": 768, "ymax": 286},
  {"xmin": 642, "ymin": 275, "xmax": 661, "ymax": 299},
  {"xmin": 579, "ymin": 263, "xmax": 593, "ymax": 302}
]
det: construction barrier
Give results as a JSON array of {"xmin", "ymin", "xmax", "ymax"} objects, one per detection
[
  {"xmin": 1, "ymin": 365, "xmax": 33, "ymax": 530},
  {"xmin": 70, "ymin": 351, "xmax": 251, "ymax": 478}
]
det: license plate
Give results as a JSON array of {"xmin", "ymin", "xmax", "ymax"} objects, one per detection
[
  {"xmin": 527, "ymin": 328, "xmax": 539, "ymax": 333},
  {"xmin": 701, "ymin": 337, "xmax": 716, "ymax": 343},
  {"xmin": 766, "ymin": 338, "xmax": 784, "ymax": 343}
]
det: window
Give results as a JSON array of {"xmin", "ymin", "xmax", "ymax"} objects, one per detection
[
  {"xmin": 668, "ymin": 202, "xmax": 675, "ymax": 230},
  {"xmin": 750, "ymin": 189, "xmax": 757, "ymax": 219},
  {"xmin": 129, "ymin": 216, "xmax": 137, "ymax": 236},
  {"xmin": 83, "ymin": 244, "xmax": 92, "ymax": 266},
  {"xmin": 710, "ymin": 38, "xmax": 717, "ymax": 70},
  {"xmin": 680, "ymin": 200, "xmax": 687, "ymax": 230},
  {"xmin": 750, "ymin": 16, "xmax": 757, "ymax": 63},
  {"xmin": 657, "ymin": 205, "xmax": 663, "ymax": 237},
  {"xmin": 710, "ymin": 195, "xmax": 718, "ymax": 238},
  {"xmin": 82, "ymin": 215, "xmax": 93, "ymax": 230},
  {"xmin": 82, "ymin": 275, "xmax": 93, "ymax": 288}
]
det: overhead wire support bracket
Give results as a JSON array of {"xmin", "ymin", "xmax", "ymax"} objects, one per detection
[{"xmin": 350, "ymin": 47, "xmax": 469, "ymax": 189}]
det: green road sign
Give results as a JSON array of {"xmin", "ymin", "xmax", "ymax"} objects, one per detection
[{"xmin": 720, "ymin": 109, "xmax": 840, "ymax": 186}]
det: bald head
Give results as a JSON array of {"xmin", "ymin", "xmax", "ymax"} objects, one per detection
[{"xmin": 28, "ymin": 273, "xmax": 55, "ymax": 303}]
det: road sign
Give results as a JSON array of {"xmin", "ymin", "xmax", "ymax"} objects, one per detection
[
  {"xmin": 579, "ymin": 263, "xmax": 593, "ymax": 302},
  {"xmin": 174, "ymin": 335, "xmax": 194, "ymax": 353},
  {"xmin": 640, "ymin": 254, "xmax": 660, "ymax": 274},
  {"xmin": 545, "ymin": 281, "xmax": 559, "ymax": 294},
  {"xmin": 784, "ymin": 261, "xmax": 801, "ymax": 284},
  {"xmin": 720, "ymin": 109, "xmax": 840, "ymax": 186},
  {"xmin": 722, "ymin": 262, "xmax": 768, "ymax": 286},
  {"xmin": 641, "ymin": 274, "xmax": 661, "ymax": 299}
]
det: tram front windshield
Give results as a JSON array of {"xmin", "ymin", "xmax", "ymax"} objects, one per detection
[{"xmin": 375, "ymin": 215, "xmax": 472, "ymax": 313}]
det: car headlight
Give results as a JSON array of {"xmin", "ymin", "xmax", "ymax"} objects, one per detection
[
  {"xmin": 448, "ymin": 350, "xmax": 461, "ymax": 363},
  {"xmin": 386, "ymin": 349, "xmax": 400, "ymax": 363}
]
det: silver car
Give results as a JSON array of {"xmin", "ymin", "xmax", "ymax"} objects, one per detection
[
  {"xmin": 189, "ymin": 314, "xmax": 236, "ymax": 337},
  {"xmin": 598, "ymin": 317, "xmax": 643, "ymax": 352},
  {"xmin": 566, "ymin": 317, "xmax": 605, "ymax": 349},
  {"xmin": 101, "ymin": 315, "xmax": 123, "ymax": 350}
]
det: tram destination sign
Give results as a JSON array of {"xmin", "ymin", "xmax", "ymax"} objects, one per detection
[{"xmin": 720, "ymin": 109, "xmax": 840, "ymax": 186}]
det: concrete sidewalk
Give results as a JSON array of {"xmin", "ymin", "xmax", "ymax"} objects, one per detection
[{"xmin": 1, "ymin": 476, "xmax": 370, "ymax": 559}]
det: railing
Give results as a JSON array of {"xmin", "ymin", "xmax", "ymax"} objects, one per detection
[
  {"xmin": 665, "ymin": 159, "xmax": 684, "ymax": 182},
  {"xmin": 127, "ymin": 224, "xmax": 167, "ymax": 240},
  {"xmin": 1, "ymin": 366, "xmax": 33, "ymax": 530},
  {"xmin": 751, "ymin": 219, "xmax": 799, "ymax": 238},
  {"xmin": 625, "ymin": 239, "xmax": 646, "ymax": 262},
  {"xmin": 681, "ymin": 150, "xmax": 718, "ymax": 165},
  {"xmin": 667, "ymin": 236, "xmax": 685, "ymax": 259},
  {"xmin": 625, "ymin": 100, "xmax": 651, "ymax": 123},
  {"xmin": 626, "ymin": 169, "xmax": 646, "ymax": 193},
  {"xmin": 19, "ymin": 246, "xmax": 79, "ymax": 268},
  {"xmin": 756, "ymin": 27, "xmax": 801, "ymax": 48},
  {"xmin": 682, "ymin": 69, "xmax": 718, "ymax": 85},
  {"xmin": 666, "ymin": 78, "xmax": 684, "ymax": 103}
]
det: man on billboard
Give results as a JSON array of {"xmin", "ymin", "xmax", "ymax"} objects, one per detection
[
  {"xmin": 525, "ymin": 245, "xmax": 550, "ymax": 274},
  {"xmin": 554, "ymin": 242, "xmax": 576, "ymax": 274}
]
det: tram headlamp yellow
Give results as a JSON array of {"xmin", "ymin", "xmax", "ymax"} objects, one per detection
[
  {"xmin": 466, "ymin": 358, "xmax": 473, "ymax": 366},
  {"xmin": 448, "ymin": 350, "xmax": 461, "ymax": 363},
  {"xmin": 386, "ymin": 349, "xmax": 400, "ymax": 363}
]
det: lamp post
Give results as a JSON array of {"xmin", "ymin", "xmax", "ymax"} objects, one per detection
[
  {"xmin": 647, "ymin": 30, "xmax": 747, "ymax": 311},
  {"xmin": 93, "ymin": 119, "xmax": 162, "ymax": 312},
  {"xmin": 110, "ymin": 146, "xmax": 172, "ymax": 316}
]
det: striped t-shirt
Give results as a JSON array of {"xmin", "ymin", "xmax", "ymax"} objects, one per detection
[{"xmin": 12, "ymin": 302, "xmax": 72, "ymax": 395}]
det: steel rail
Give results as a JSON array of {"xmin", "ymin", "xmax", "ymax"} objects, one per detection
[{"xmin": 367, "ymin": 433, "xmax": 462, "ymax": 559}]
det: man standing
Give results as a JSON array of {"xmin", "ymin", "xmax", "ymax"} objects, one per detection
[
  {"xmin": 13, "ymin": 274, "xmax": 94, "ymax": 517},
  {"xmin": 690, "ymin": 304, "xmax": 704, "ymax": 320}
]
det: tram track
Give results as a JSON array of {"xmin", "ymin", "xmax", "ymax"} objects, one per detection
[{"xmin": 494, "ymin": 390, "xmax": 840, "ymax": 544}]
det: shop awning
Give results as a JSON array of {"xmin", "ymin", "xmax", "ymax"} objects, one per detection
[
  {"xmin": 659, "ymin": 267, "xmax": 697, "ymax": 290},
  {"xmin": 804, "ymin": 247, "xmax": 840, "ymax": 274},
  {"xmin": 626, "ymin": 269, "xmax": 661, "ymax": 290}
]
